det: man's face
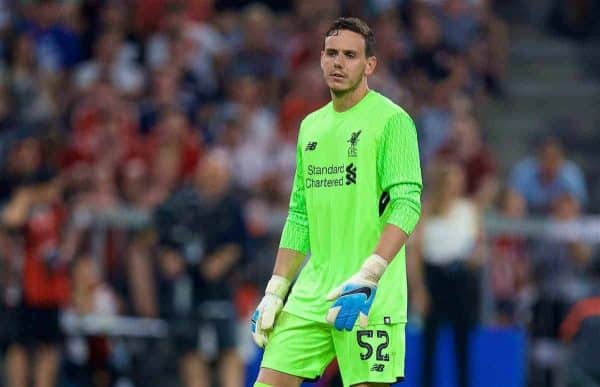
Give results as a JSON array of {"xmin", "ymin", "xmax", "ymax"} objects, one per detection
[
  {"xmin": 195, "ymin": 152, "xmax": 232, "ymax": 199},
  {"xmin": 539, "ymin": 143, "xmax": 563, "ymax": 180},
  {"xmin": 321, "ymin": 30, "xmax": 376, "ymax": 94}
]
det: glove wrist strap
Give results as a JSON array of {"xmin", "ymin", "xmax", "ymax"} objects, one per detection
[
  {"xmin": 265, "ymin": 275, "xmax": 291, "ymax": 299},
  {"xmin": 360, "ymin": 254, "xmax": 388, "ymax": 283}
]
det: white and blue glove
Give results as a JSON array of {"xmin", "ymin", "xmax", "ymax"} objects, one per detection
[
  {"xmin": 326, "ymin": 254, "xmax": 388, "ymax": 331},
  {"xmin": 250, "ymin": 275, "xmax": 291, "ymax": 348}
]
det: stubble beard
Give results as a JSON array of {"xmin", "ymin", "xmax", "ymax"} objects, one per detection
[{"xmin": 330, "ymin": 75, "xmax": 363, "ymax": 98}]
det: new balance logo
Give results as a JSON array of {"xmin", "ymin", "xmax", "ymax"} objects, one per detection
[
  {"xmin": 370, "ymin": 364, "xmax": 385, "ymax": 372},
  {"xmin": 345, "ymin": 163, "xmax": 356, "ymax": 185},
  {"xmin": 305, "ymin": 142, "xmax": 318, "ymax": 151}
]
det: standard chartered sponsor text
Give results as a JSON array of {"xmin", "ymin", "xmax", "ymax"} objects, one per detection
[
  {"xmin": 306, "ymin": 177, "xmax": 344, "ymax": 188},
  {"xmin": 306, "ymin": 164, "xmax": 346, "ymax": 189},
  {"xmin": 307, "ymin": 164, "xmax": 345, "ymax": 175}
]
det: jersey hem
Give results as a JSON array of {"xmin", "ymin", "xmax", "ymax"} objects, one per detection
[{"xmin": 282, "ymin": 306, "xmax": 408, "ymax": 325}]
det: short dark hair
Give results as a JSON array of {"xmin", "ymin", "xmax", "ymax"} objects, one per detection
[{"xmin": 325, "ymin": 17, "xmax": 376, "ymax": 58}]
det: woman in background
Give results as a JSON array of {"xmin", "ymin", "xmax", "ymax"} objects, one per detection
[{"xmin": 409, "ymin": 162, "xmax": 485, "ymax": 387}]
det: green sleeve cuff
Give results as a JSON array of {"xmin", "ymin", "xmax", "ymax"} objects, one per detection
[
  {"xmin": 387, "ymin": 201, "xmax": 421, "ymax": 235},
  {"xmin": 385, "ymin": 182, "xmax": 422, "ymax": 235},
  {"xmin": 279, "ymin": 217, "xmax": 310, "ymax": 254}
]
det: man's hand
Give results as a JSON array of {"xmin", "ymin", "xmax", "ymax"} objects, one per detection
[
  {"xmin": 326, "ymin": 255, "xmax": 388, "ymax": 331},
  {"xmin": 250, "ymin": 275, "xmax": 291, "ymax": 348},
  {"xmin": 200, "ymin": 245, "xmax": 242, "ymax": 282}
]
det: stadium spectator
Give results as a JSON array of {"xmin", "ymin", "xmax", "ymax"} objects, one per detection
[
  {"xmin": 19, "ymin": 0, "xmax": 82, "ymax": 74},
  {"xmin": 436, "ymin": 112, "xmax": 498, "ymax": 208},
  {"xmin": 64, "ymin": 81, "xmax": 142, "ymax": 170},
  {"xmin": 154, "ymin": 149, "xmax": 246, "ymax": 387},
  {"xmin": 531, "ymin": 193, "xmax": 593, "ymax": 334},
  {"xmin": 73, "ymin": 29, "xmax": 144, "ymax": 97},
  {"xmin": 227, "ymin": 3, "xmax": 284, "ymax": 105},
  {"xmin": 145, "ymin": 1, "xmax": 227, "ymax": 104},
  {"xmin": 63, "ymin": 255, "xmax": 120, "ymax": 387},
  {"xmin": 138, "ymin": 68, "xmax": 190, "ymax": 134},
  {"xmin": 371, "ymin": 10, "xmax": 412, "ymax": 81},
  {"xmin": 510, "ymin": 137, "xmax": 588, "ymax": 214},
  {"xmin": 438, "ymin": 0, "xmax": 480, "ymax": 52},
  {"xmin": 529, "ymin": 192, "xmax": 595, "ymax": 387},
  {"xmin": 215, "ymin": 74, "xmax": 278, "ymax": 192},
  {"xmin": 8, "ymin": 33, "xmax": 60, "ymax": 127},
  {"xmin": 409, "ymin": 162, "xmax": 484, "ymax": 387},
  {"xmin": 1, "ymin": 165, "xmax": 68, "ymax": 387},
  {"xmin": 472, "ymin": 0, "xmax": 509, "ymax": 97},
  {"xmin": 489, "ymin": 188, "xmax": 531, "ymax": 325},
  {"xmin": 410, "ymin": 6, "xmax": 470, "ymax": 165},
  {"xmin": 144, "ymin": 107, "xmax": 203, "ymax": 182}
]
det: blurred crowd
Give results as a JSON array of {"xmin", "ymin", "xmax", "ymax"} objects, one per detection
[{"xmin": 0, "ymin": 1, "xmax": 598, "ymax": 387}]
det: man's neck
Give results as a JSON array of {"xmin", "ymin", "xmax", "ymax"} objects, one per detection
[{"xmin": 331, "ymin": 82, "xmax": 370, "ymax": 112}]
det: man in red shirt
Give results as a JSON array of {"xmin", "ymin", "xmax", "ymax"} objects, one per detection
[{"xmin": 2, "ymin": 172, "xmax": 69, "ymax": 387}]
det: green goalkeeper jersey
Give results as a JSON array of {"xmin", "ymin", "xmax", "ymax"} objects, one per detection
[{"xmin": 279, "ymin": 90, "xmax": 423, "ymax": 325}]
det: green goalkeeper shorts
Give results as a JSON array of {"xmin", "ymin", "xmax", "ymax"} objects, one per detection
[{"xmin": 260, "ymin": 311, "xmax": 406, "ymax": 386}]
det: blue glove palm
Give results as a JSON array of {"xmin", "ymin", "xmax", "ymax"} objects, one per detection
[
  {"xmin": 326, "ymin": 255, "xmax": 388, "ymax": 331},
  {"xmin": 326, "ymin": 279, "xmax": 377, "ymax": 330}
]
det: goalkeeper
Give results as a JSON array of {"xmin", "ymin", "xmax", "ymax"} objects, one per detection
[{"xmin": 251, "ymin": 17, "xmax": 422, "ymax": 387}]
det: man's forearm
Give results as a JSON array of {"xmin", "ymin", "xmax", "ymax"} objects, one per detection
[
  {"xmin": 272, "ymin": 248, "xmax": 306, "ymax": 281},
  {"xmin": 373, "ymin": 224, "xmax": 409, "ymax": 263},
  {"xmin": 1, "ymin": 189, "xmax": 33, "ymax": 228},
  {"xmin": 202, "ymin": 243, "xmax": 242, "ymax": 280}
]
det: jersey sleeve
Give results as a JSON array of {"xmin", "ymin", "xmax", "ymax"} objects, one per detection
[
  {"xmin": 279, "ymin": 139, "xmax": 310, "ymax": 254},
  {"xmin": 377, "ymin": 112, "xmax": 423, "ymax": 235}
]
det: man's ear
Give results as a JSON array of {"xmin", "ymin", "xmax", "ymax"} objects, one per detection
[{"xmin": 365, "ymin": 56, "xmax": 377, "ymax": 76}]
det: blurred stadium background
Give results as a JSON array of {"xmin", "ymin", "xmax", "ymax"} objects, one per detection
[{"xmin": 0, "ymin": 0, "xmax": 599, "ymax": 386}]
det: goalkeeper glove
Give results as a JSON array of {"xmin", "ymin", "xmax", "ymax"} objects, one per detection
[
  {"xmin": 326, "ymin": 254, "xmax": 388, "ymax": 331},
  {"xmin": 250, "ymin": 275, "xmax": 291, "ymax": 348}
]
